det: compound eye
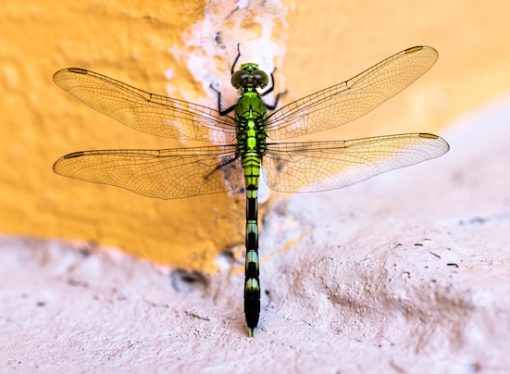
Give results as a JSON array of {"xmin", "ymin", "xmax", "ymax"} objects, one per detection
[
  {"xmin": 253, "ymin": 70, "xmax": 269, "ymax": 87},
  {"xmin": 231, "ymin": 70, "xmax": 249, "ymax": 88}
]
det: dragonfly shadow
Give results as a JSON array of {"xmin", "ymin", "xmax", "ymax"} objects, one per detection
[{"xmin": 170, "ymin": 268, "xmax": 209, "ymax": 293}]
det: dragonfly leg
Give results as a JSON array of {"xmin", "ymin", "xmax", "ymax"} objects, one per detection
[
  {"xmin": 209, "ymin": 84, "xmax": 236, "ymax": 116},
  {"xmin": 261, "ymin": 67, "xmax": 287, "ymax": 110},
  {"xmin": 204, "ymin": 154, "xmax": 239, "ymax": 180},
  {"xmin": 264, "ymin": 89, "xmax": 287, "ymax": 111},
  {"xmin": 231, "ymin": 43, "xmax": 242, "ymax": 75},
  {"xmin": 260, "ymin": 68, "xmax": 277, "ymax": 97}
]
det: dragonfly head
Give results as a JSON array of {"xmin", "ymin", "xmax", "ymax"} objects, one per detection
[{"xmin": 231, "ymin": 63, "xmax": 269, "ymax": 91}]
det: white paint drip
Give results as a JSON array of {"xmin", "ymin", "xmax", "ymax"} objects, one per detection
[
  {"xmin": 168, "ymin": 0, "xmax": 287, "ymax": 104},
  {"xmin": 167, "ymin": 0, "xmax": 288, "ymax": 200},
  {"xmin": 258, "ymin": 172, "xmax": 270, "ymax": 204},
  {"xmin": 164, "ymin": 68, "xmax": 176, "ymax": 95}
]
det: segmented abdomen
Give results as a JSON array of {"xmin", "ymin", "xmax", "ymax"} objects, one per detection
[{"xmin": 243, "ymin": 152, "xmax": 261, "ymax": 336}]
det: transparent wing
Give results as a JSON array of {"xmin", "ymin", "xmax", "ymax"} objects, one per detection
[
  {"xmin": 263, "ymin": 133, "xmax": 449, "ymax": 192},
  {"xmin": 53, "ymin": 145, "xmax": 243, "ymax": 199},
  {"xmin": 266, "ymin": 46, "xmax": 438, "ymax": 140},
  {"xmin": 53, "ymin": 68, "xmax": 237, "ymax": 144}
]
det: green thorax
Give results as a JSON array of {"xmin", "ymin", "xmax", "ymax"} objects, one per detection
[
  {"xmin": 235, "ymin": 92, "xmax": 267, "ymax": 155},
  {"xmin": 235, "ymin": 91, "xmax": 266, "ymax": 156},
  {"xmin": 235, "ymin": 91, "xmax": 267, "ymax": 119},
  {"xmin": 232, "ymin": 63, "xmax": 269, "ymax": 156}
]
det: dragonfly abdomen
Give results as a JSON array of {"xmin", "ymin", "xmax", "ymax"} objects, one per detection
[
  {"xmin": 236, "ymin": 95, "xmax": 266, "ymax": 337},
  {"xmin": 242, "ymin": 151, "xmax": 261, "ymax": 337}
]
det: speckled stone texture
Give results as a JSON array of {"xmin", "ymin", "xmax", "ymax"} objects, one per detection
[{"xmin": 1, "ymin": 97, "xmax": 509, "ymax": 372}]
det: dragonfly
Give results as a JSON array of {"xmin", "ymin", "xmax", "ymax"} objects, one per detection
[{"xmin": 53, "ymin": 45, "xmax": 449, "ymax": 337}]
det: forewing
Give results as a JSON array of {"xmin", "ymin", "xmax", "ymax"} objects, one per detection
[
  {"xmin": 263, "ymin": 133, "xmax": 449, "ymax": 192},
  {"xmin": 53, "ymin": 68, "xmax": 236, "ymax": 143},
  {"xmin": 266, "ymin": 46, "xmax": 438, "ymax": 139},
  {"xmin": 53, "ymin": 145, "xmax": 243, "ymax": 199}
]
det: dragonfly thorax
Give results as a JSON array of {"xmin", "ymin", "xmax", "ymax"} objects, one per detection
[
  {"xmin": 235, "ymin": 92, "xmax": 267, "ymax": 157},
  {"xmin": 231, "ymin": 63, "xmax": 269, "ymax": 92}
]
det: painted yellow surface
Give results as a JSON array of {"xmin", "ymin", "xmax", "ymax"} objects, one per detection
[{"xmin": 1, "ymin": 1, "xmax": 509, "ymax": 271}]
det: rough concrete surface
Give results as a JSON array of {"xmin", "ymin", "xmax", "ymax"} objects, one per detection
[{"xmin": 1, "ymin": 97, "xmax": 509, "ymax": 372}]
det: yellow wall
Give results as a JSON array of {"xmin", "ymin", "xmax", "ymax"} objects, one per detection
[{"xmin": 1, "ymin": 1, "xmax": 509, "ymax": 271}]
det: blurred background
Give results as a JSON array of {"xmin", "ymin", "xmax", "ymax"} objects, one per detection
[{"xmin": 1, "ymin": 0, "xmax": 509, "ymax": 271}]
